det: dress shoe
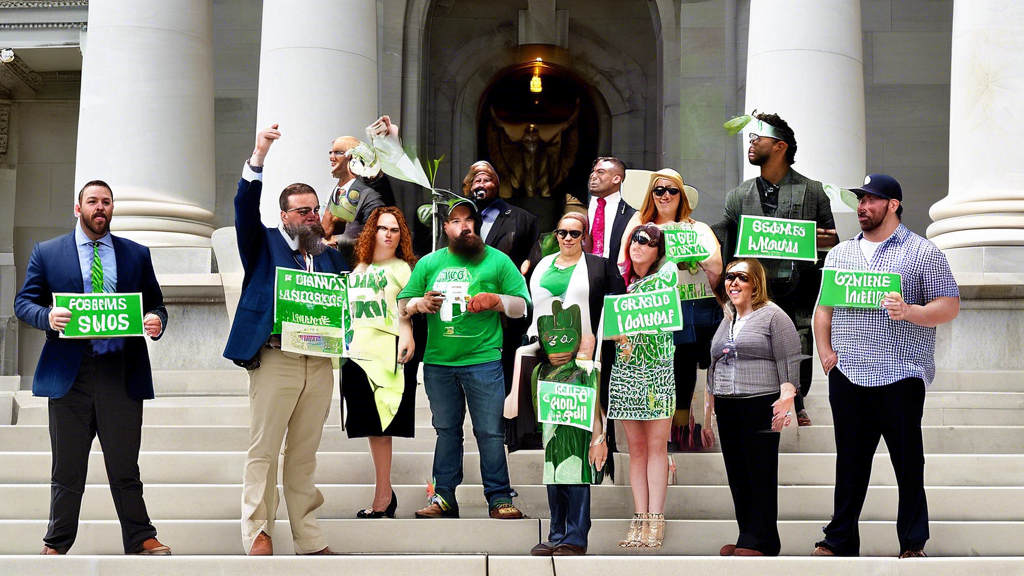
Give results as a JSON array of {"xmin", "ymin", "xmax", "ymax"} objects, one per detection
[
  {"xmin": 552, "ymin": 544, "xmax": 587, "ymax": 556},
  {"xmin": 415, "ymin": 502, "xmax": 459, "ymax": 518},
  {"xmin": 248, "ymin": 532, "xmax": 272, "ymax": 556},
  {"xmin": 488, "ymin": 502, "xmax": 525, "ymax": 519},
  {"xmin": 135, "ymin": 538, "xmax": 171, "ymax": 555},
  {"xmin": 40, "ymin": 545, "xmax": 61, "ymax": 555},
  {"xmin": 719, "ymin": 544, "xmax": 736, "ymax": 556},
  {"xmin": 733, "ymin": 547, "xmax": 764, "ymax": 556},
  {"xmin": 899, "ymin": 549, "xmax": 927, "ymax": 559},
  {"xmin": 357, "ymin": 491, "xmax": 398, "ymax": 518},
  {"xmin": 530, "ymin": 541, "xmax": 555, "ymax": 556},
  {"xmin": 301, "ymin": 546, "xmax": 338, "ymax": 555},
  {"xmin": 811, "ymin": 545, "xmax": 836, "ymax": 556}
]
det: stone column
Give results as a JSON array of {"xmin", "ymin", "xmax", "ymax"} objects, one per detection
[
  {"xmin": 255, "ymin": 0, "xmax": 378, "ymax": 225},
  {"xmin": 75, "ymin": 0, "xmax": 216, "ymax": 247},
  {"xmin": 743, "ymin": 0, "xmax": 866, "ymax": 236}
]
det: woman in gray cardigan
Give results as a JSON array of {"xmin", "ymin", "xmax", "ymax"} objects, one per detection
[{"xmin": 704, "ymin": 258, "xmax": 800, "ymax": 557}]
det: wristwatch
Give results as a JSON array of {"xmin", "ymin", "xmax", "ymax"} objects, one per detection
[{"xmin": 590, "ymin": 434, "xmax": 606, "ymax": 446}]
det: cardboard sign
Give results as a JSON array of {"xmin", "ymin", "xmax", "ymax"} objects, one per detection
[
  {"xmin": 603, "ymin": 287, "xmax": 683, "ymax": 337},
  {"xmin": 54, "ymin": 292, "xmax": 145, "ymax": 339},
  {"xmin": 273, "ymin": 267, "xmax": 346, "ymax": 338},
  {"xmin": 818, "ymin": 268, "xmax": 903, "ymax": 308},
  {"xmin": 664, "ymin": 229, "xmax": 712, "ymax": 263},
  {"xmin": 735, "ymin": 215, "xmax": 817, "ymax": 262},
  {"xmin": 537, "ymin": 380, "xmax": 596, "ymax": 431}
]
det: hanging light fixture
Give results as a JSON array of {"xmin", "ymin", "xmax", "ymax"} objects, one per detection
[{"xmin": 530, "ymin": 57, "xmax": 543, "ymax": 93}]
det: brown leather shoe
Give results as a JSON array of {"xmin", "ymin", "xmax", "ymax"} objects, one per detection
[
  {"xmin": 811, "ymin": 545, "xmax": 836, "ymax": 556},
  {"xmin": 415, "ymin": 502, "xmax": 459, "ymax": 518},
  {"xmin": 899, "ymin": 549, "xmax": 927, "ymax": 559},
  {"xmin": 301, "ymin": 546, "xmax": 338, "ymax": 555},
  {"xmin": 248, "ymin": 532, "xmax": 272, "ymax": 556},
  {"xmin": 531, "ymin": 541, "xmax": 555, "ymax": 556},
  {"xmin": 733, "ymin": 547, "xmax": 764, "ymax": 556},
  {"xmin": 40, "ymin": 545, "xmax": 61, "ymax": 555},
  {"xmin": 135, "ymin": 538, "xmax": 171, "ymax": 555},
  {"xmin": 552, "ymin": 543, "xmax": 587, "ymax": 556},
  {"xmin": 720, "ymin": 544, "xmax": 736, "ymax": 556},
  {"xmin": 488, "ymin": 502, "xmax": 524, "ymax": 519}
]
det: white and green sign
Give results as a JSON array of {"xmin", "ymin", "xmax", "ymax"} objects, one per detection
[
  {"xmin": 274, "ymin": 267, "xmax": 346, "ymax": 334},
  {"xmin": 735, "ymin": 215, "xmax": 817, "ymax": 262},
  {"xmin": 603, "ymin": 287, "xmax": 683, "ymax": 337},
  {"xmin": 54, "ymin": 292, "xmax": 144, "ymax": 339},
  {"xmin": 347, "ymin": 266, "xmax": 394, "ymax": 334},
  {"xmin": 537, "ymin": 380, "xmax": 596, "ymax": 431},
  {"xmin": 818, "ymin": 268, "xmax": 902, "ymax": 308},
  {"xmin": 664, "ymin": 229, "xmax": 711, "ymax": 263}
]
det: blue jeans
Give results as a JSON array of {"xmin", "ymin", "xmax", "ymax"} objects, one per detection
[
  {"xmin": 547, "ymin": 484, "xmax": 591, "ymax": 548},
  {"xmin": 423, "ymin": 360, "xmax": 512, "ymax": 509}
]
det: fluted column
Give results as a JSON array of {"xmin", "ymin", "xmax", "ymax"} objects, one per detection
[
  {"xmin": 744, "ymin": 0, "xmax": 866, "ymax": 233},
  {"xmin": 75, "ymin": 0, "xmax": 216, "ymax": 247},
  {"xmin": 927, "ymin": 1, "xmax": 1024, "ymax": 274},
  {"xmin": 255, "ymin": 0, "xmax": 378, "ymax": 225}
]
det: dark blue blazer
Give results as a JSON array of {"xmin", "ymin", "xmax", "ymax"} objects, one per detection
[
  {"xmin": 223, "ymin": 176, "xmax": 349, "ymax": 363},
  {"xmin": 14, "ymin": 232, "xmax": 168, "ymax": 401}
]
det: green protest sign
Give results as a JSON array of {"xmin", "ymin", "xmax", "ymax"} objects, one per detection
[
  {"xmin": 735, "ymin": 215, "xmax": 817, "ymax": 262},
  {"xmin": 603, "ymin": 287, "xmax": 683, "ymax": 337},
  {"xmin": 54, "ymin": 292, "xmax": 144, "ymax": 339},
  {"xmin": 537, "ymin": 380, "xmax": 596, "ymax": 431},
  {"xmin": 273, "ymin": 267, "xmax": 346, "ymax": 335},
  {"xmin": 346, "ymin": 266, "xmax": 395, "ymax": 334},
  {"xmin": 818, "ymin": 268, "xmax": 902, "ymax": 308},
  {"xmin": 664, "ymin": 229, "xmax": 711, "ymax": 263}
]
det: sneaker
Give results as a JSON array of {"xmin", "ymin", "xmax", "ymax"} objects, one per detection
[
  {"xmin": 899, "ymin": 549, "xmax": 927, "ymax": 559},
  {"xmin": 488, "ymin": 502, "xmax": 525, "ymax": 519}
]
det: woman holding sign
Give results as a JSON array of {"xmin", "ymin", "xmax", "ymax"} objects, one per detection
[
  {"xmin": 704, "ymin": 258, "xmax": 799, "ymax": 556},
  {"xmin": 617, "ymin": 169, "xmax": 723, "ymax": 450},
  {"xmin": 608, "ymin": 224, "xmax": 679, "ymax": 548},
  {"xmin": 341, "ymin": 206, "xmax": 418, "ymax": 518}
]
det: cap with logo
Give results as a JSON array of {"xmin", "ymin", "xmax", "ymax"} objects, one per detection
[{"xmin": 851, "ymin": 174, "xmax": 902, "ymax": 202}]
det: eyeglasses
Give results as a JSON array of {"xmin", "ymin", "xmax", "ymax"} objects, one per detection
[
  {"xmin": 286, "ymin": 206, "xmax": 321, "ymax": 217},
  {"xmin": 377, "ymin": 226, "xmax": 400, "ymax": 235},
  {"xmin": 748, "ymin": 134, "xmax": 780, "ymax": 145},
  {"xmin": 631, "ymin": 232, "xmax": 659, "ymax": 248},
  {"xmin": 328, "ymin": 150, "xmax": 348, "ymax": 158},
  {"xmin": 652, "ymin": 186, "xmax": 680, "ymax": 197},
  {"xmin": 725, "ymin": 272, "xmax": 750, "ymax": 283},
  {"xmin": 554, "ymin": 229, "xmax": 583, "ymax": 239}
]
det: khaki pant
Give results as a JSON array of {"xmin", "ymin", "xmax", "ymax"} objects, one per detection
[{"xmin": 241, "ymin": 348, "xmax": 334, "ymax": 554}]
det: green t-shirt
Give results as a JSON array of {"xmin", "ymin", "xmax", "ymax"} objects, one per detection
[
  {"xmin": 398, "ymin": 245, "xmax": 532, "ymax": 366},
  {"xmin": 539, "ymin": 263, "xmax": 576, "ymax": 298}
]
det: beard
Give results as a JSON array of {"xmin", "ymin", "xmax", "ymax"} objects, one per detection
[
  {"xmin": 858, "ymin": 211, "xmax": 885, "ymax": 232},
  {"xmin": 284, "ymin": 221, "xmax": 328, "ymax": 256},
  {"xmin": 81, "ymin": 213, "xmax": 110, "ymax": 237},
  {"xmin": 747, "ymin": 148, "xmax": 769, "ymax": 166},
  {"xmin": 448, "ymin": 229, "xmax": 485, "ymax": 258}
]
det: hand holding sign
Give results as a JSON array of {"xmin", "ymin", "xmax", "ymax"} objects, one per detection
[
  {"xmin": 49, "ymin": 307, "xmax": 71, "ymax": 331},
  {"xmin": 143, "ymin": 313, "xmax": 163, "ymax": 337},
  {"xmin": 467, "ymin": 292, "xmax": 501, "ymax": 313},
  {"xmin": 882, "ymin": 291, "xmax": 909, "ymax": 321}
]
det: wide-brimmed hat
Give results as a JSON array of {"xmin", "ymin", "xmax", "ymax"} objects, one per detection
[{"xmin": 647, "ymin": 168, "xmax": 697, "ymax": 211}]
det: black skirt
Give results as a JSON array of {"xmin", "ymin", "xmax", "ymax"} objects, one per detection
[{"xmin": 340, "ymin": 355, "xmax": 417, "ymax": 438}]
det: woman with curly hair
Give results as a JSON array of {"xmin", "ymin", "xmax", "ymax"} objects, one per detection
[{"xmin": 341, "ymin": 206, "xmax": 418, "ymax": 518}]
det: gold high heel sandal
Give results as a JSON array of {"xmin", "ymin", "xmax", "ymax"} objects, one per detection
[
  {"xmin": 618, "ymin": 513, "xmax": 646, "ymax": 548},
  {"xmin": 642, "ymin": 513, "xmax": 666, "ymax": 548}
]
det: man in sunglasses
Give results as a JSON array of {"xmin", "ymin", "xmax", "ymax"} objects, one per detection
[
  {"xmin": 225, "ymin": 124, "xmax": 349, "ymax": 556},
  {"xmin": 718, "ymin": 111, "xmax": 839, "ymax": 426}
]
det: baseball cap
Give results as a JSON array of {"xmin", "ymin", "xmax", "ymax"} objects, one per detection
[
  {"xmin": 443, "ymin": 196, "xmax": 479, "ymax": 220},
  {"xmin": 851, "ymin": 174, "xmax": 903, "ymax": 202}
]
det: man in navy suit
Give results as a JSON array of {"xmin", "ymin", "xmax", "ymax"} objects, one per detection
[
  {"xmin": 15, "ymin": 180, "xmax": 171, "ymax": 555},
  {"xmin": 225, "ymin": 124, "xmax": 348, "ymax": 556}
]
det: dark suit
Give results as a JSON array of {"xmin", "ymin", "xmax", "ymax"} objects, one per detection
[{"xmin": 14, "ymin": 229, "xmax": 168, "ymax": 553}]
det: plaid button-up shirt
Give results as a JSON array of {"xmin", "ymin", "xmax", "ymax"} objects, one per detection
[{"xmin": 822, "ymin": 224, "xmax": 959, "ymax": 387}]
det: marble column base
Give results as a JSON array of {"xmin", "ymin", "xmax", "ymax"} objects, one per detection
[
  {"xmin": 940, "ymin": 246, "xmax": 1024, "ymax": 299},
  {"xmin": 936, "ymin": 297, "xmax": 1024, "ymax": 374}
]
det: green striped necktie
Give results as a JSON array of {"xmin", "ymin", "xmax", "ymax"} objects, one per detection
[{"xmin": 91, "ymin": 241, "xmax": 104, "ymax": 293}]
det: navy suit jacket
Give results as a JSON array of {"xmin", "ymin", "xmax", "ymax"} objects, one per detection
[
  {"xmin": 14, "ymin": 232, "xmax": 168, "ymax": 401},
  {"xmin": 223, "ymin": 175, "xmax": 350, "ymax": 363}
]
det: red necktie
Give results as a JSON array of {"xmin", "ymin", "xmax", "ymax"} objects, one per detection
[{"xmin": 592, "ymin": 197, "xmax": 606, "ymax": 256}]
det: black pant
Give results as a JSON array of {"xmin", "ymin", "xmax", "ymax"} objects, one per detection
[
  {"xmin": 546, "ymin": 484, "xmax": 591, "ymax": 549},
  {"xmin": 45, "ymin": 353, "xmax": 157, "ymax": 553},
  {"xmin": 773, "ymin": 287, "xmax": 816, "ymax": 414},
  {"xmin": 715, "ymin": 393, "xmax": 781, "ymax": 556},
  {"xmin": 817, "ymin": 369, "xmax": 928, "ymax": 556}
]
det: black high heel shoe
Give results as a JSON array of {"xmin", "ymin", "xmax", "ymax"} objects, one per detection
[{"xmin": 357, "ymin": 491, "xmax": 397, "ymax": 518}]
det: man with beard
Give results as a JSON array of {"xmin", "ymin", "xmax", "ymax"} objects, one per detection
[
  {"xmin": 224, "ymin": 124, "xmax": 349, "ymax": 556},
  {"xmin": 398, "ymin": 197, "xmax": 532, "ymax": 519},
  {"xmin": 15, "ymin": 181, "xmax": 171, "ymax": 555},
  {"xmin": 718, "ymin": 112, "xmax": 838, "ymax": 425},
  {"xmin": 812, "ymin": 174, "xmax": 959, "ymax": 559}
]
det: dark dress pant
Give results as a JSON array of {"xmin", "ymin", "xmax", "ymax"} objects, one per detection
[
  {"xmin": 715, "ymin": 393, "xmax": 782, "ymax": 556},
  {"xmin": 546, "ymin": 484, "xmax": 591, "ymax": 549},
  {"xmin": 817, "ymin": 369, "xmax": 928, "ymax": 555},
  {"xmin": 44, "ymin": 351, "xmax": 156, "ymax": 553}
]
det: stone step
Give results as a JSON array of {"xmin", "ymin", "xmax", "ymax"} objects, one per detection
[
  {"xmin": 802, "ymin": 407, "xmax": 1024, "ymax": 426},
  {"xmin": 0, "ymin": 518, "xmax": 1021, "ymax": 556},
  {"xmin": 805, "ymin": 370, "xmax": 1024, "ymax": 394},
  {"xmin": 2, "ymin": 556, "xmax": 1024, "ymax": 576},
  {"xmin": 1, "ymin": 452, "xmax": 1021, "ymax": 487},
  {"xmin": 0, "ymin": 483, "xmax": 1020, "ymax": 522}
]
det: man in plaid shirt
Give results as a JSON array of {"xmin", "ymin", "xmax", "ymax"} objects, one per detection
[{"xmin": 811, "ymin": 174, "xmax": 960, "ymax": 559}]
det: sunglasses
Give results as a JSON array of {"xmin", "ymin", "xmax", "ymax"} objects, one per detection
[
  {"xmin": 631, "ymin": 232, "xmax": 659, "ymax": 248},
  {"xmin": 652, "ymin": 186, "xmax": 680, "ymax": 197},
  {"xmin": 725, "ymin": 272, "xmax": 750, "ymax": 283},
  {"xmin": 554, "ymin": 229, "xmax": 583, "ymax": 239},
  {"xmin": 286, "ymin": 206, "xmax": 321, "ymax": 217}
]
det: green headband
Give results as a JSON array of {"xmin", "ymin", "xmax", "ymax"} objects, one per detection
[{"xmin": 724, "ymin": 113, "xmax": 794, "ymax": 143}]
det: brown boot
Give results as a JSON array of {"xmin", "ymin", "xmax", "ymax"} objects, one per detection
[
  {"xmin": 733, "ymin": 547, "xmax": 764, "ymax": 556},
  {"xmin": 248, "ymin": 532, "xmax": 272, "ymax": 556},
  {"xmin": 135, "ymin": 538, "xmax": 171, "ymax": 556},
  {"xmin": 720, "ymin": 544, "xmax": 736, "ymax": 556},
  {"xmin": 40, "ymin": 546, "xmax": 61, "ymax": 555}
]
